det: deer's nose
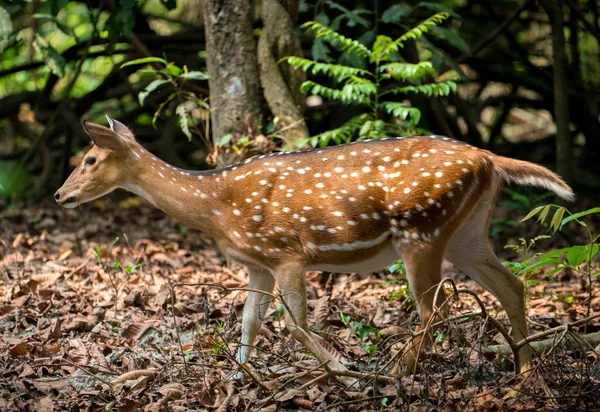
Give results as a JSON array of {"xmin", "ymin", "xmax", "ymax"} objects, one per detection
[{"xmin": 54, "ymin": 191, "xmax": 61, "ymax": 202}]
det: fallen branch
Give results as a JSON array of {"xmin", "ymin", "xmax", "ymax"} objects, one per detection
[{"xmin": 487, "ymin": 331, "xmax": 600, "ymax": 357}]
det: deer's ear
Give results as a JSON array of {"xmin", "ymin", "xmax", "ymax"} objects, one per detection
[
  {"xmin": 105, "ymin": 115, "xmax": 136, "ymax": 141},
  {"xmin": 82, "ymin": 120, "xmax": 128, "ymax": 151}
]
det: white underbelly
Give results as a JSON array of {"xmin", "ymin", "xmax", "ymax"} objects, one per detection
[{"xmin": 306, "ymin": 241, "xmax": 401, "ymax": 273}]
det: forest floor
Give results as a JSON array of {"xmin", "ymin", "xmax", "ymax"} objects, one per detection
[{"xmin": 1, "ymin": 194, "xmax": 599, "ymax": 411}]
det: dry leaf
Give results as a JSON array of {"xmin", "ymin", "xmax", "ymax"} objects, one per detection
[
  {"xmin": 37, "ymin": 396, "xmax": 54, "ymax": 412},
  {"xmin": 111, "ymin": 369, "xmax": 156, "ymax": 394},
  {"xmin": 122, "ymin": 323, "xmax": 155, "ymax": 341},
  {"xmin": 10, "ymin": 342, "xmax": 28, "ymax": 357},
  {"xmin": 274, "ymin": 389, "xmax": 305, "ymax": 402},
  {"xmin": 158, "ymin": 382, "xmax": 185, "ymax": 399},
  {"xmin": 313, "ymin": 295, "xmax": 329, "ymax": 330},
  {"xmin": 31, "ymin": 273, "xmax": 63, "ymax": 286}
]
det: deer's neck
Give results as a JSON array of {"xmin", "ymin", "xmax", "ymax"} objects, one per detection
[{"xmin": 121, "ymin": 148, "xmax": 223, "ymax": 233}]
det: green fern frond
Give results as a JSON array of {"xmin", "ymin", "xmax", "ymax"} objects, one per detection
[
  {"xmin": 283, "ymin": 56, "xmax": 372, "ymax": 81},
  {"xmin": 340, "ymin": 82, "xmax": 377, "ymax": 104},
  {"xmin": 396, "ymin": 12, "xmax": 449, "ymax": 44},
  {"xmin": 308, "ymin": 113, "xmax": 373, "ymax": 147},
  {"xmin": 383, "ymin": 80, "xmax": 457, "ymax": 97},
  {"xmin": 344, "ymin": 74, "xmax": 373, "ymax": 85},
  {"xmin": 379, "ymin": 102, "xmax": 421, "ymax": 126},
  {"xmin": 371, "ymin": 12, "xmax": 449, "ymax": 63},
  {"xmin": 378, "ymin": 62, "xmax": 437, "ymax": 82},
  {"xmin": 300, "ymin": 80, "xmax": 344, "ymax": 100},
  {"xmin": 358, "ymin": 119, "xmax": 387, "ymax": 140},
  {"xmin": 302, "ymin": 21, "xmax": 372, "ymax": 58},
  {"xmin": 301, "ymin": 80, "xmax": 375, "ymax": 105}
]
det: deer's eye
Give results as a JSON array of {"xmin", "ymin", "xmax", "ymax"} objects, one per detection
[{"xmin": 85, "ymin": 157, "xmax": 96, "ymax": 165}]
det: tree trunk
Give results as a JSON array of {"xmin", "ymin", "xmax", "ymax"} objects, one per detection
[
  {"xmin": 543, "ymin": 0, "xmax": 573, "ymax": 185},
  {"xmin": 257, "ymin": 0, "xmax": 309, "ymax": 150},
  {"xmin": 202, "ymin": 0, "xmax": 262, "ymax": 166}
]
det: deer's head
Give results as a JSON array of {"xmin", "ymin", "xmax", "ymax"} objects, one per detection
[{"xmin": 55, "ymin": 116, "xmax": 138, "ymax": 208}]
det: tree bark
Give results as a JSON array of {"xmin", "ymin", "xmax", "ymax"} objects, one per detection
[
  {"xmin": 543, "ymin": 0, "xmax": 573, "ymax": 185},
  {"xmin": 257, "ymin": 0, "xmax": 309, "ymax": 150},
  {"xmin": 202, "ymin": 0, "xmax": 262, "ymax": 166}
]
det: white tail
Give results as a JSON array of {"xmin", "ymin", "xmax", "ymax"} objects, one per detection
[{"xmin": 56, "ymin": 118, "xmax": 573, "ymax": 382}]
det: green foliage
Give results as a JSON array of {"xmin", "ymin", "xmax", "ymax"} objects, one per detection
[
  {"xmin": 33, "ymin": 34, "xmax": 66, "ymax": 77},
  {"xmin": 385, "ymin": 260, "xmax": 414, "ymax": 306},
  {"xmin": 302, "ymin": 21, "xmax": 372, "ymax": 58},
  {"xmin": 506, "ymin": 206, "xmax": 600, "ymax": 328},
  {"xmin": 491, "ymin": 188, "xmax": 554, "ymax": 237},
  {"xmin": 286, "ymin": 12, "xmax": 458, "ymax": 148},
  {"xmin": 121, "ymin": 57, "xmax": 210, "ymax": 144},
  {"xmin": 0, "ymin": 5, "xmax": 13, "ymax": 53},
  {"xmin": 340, "ymin": 312, "xmax": 380, "ymax": 354},
  {"xmin": 0, "ymin": 161, "xmax": 31, "ymax": 199}
]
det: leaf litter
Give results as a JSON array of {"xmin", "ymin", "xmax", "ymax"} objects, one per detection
[{"xmin": 0, "ymin": 198, "xmax": 599, "ymax": 410}]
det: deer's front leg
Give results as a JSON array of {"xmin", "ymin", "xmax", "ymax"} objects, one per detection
[
  {"xmin": 274, "ymin": 265, "xmax": 358, "ymax": 388},
  {"xmin": 234, "ymin": 266, "xmax": 275, "ymax": 378}
]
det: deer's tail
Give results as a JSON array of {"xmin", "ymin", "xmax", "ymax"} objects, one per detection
[{"xmin": 492, "ymin": 156, "xmax": 574, "ymax": 201}]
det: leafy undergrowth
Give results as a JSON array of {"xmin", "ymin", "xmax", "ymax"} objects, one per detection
[{"xmin": 1, "ymin": 198, "xmax": 599, "ymax": 411}]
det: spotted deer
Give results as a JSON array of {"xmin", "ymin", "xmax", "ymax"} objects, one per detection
[{"xmin": 56, "ymin": 116, "xmax": 573, "ymax": 384}]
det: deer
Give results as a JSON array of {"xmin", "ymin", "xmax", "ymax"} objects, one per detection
[{"xmin": 55, "ymin": 116, "xmax": 573, "ymax": 386}]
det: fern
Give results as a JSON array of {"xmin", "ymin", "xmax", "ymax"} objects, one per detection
[
  {"xmin": 384, "ymin": 81, "xmax": 457, "ymax": 97},
  {"xmin": 302, "ymin": 21, "xmax": 372, "ymax": 57},
  {"xmin": 378, "ymin": 62, "xmax": 437, "ymax": 82},
  {"xmin": 288, "ymin": 11, "xmax": 460, "ymax": 148},
  {"xmin": 308, "ymin": 114, "xmax": 373, "ymax": 147},
  {"xmin": 379, "ymin": 102, "xmax": 421, "ymax": 127},
  {"xmin": 372, "ymin": 12, "xmax": 450, "ymax": 63},
  {"xmin": 284, "ymin": 56, "xmax": 372, "ymax": 82}
]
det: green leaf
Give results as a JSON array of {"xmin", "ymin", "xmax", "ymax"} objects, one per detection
[
  {"xmin": 138, "ymin": 79, "xmax": 169, "ymax": 105},
  {"xmin": 0, "ymin": 161, "xmax": 31, "ymax": 199},
  {"xmin": 0, "ymin": 6, "xmax": 12, "ymax": 53},
  {"xmin": 180, "ymin": 71, "xmax": 210, "ymax": 80},
  {"xmin": 218, "ymin": 134, "xmax": 232, "ymax": 147},
  {"xmin": 378, "ymin": 62, "xmax": 436, "ymax": 82},
  {"xmin": 382, "ymin": 4, "xmax": 413, "ymax": 23},
  {"xmin": 302, "ymin": 21, "xmax": 371, "ymax": 57},
  {"xmin": 125, "ymin": 264, "xmax": 141, "ymax": 274},
  {"xmin": 516, "ymin": 257, "xmax": 563, "ymax": 276},
  {"xmin": 560, "ymin": 207, "xmax": 600, "ymax": 229},
  {"xmin": 311, "ymin": 38, "xmax": 333, "ymax": 62},
  {"xmin": 373, "ymin": 12, "xmax": 450, "ymax": 62},
  {"xmin": 521, "ymin": 205, "xmax": 546, "ymax": 222},
  {"xmin": 120, "ymin": 57, "xmax": 167, "ymax": 69},
  {"xmin": 162, "ymin": 62, "xmax": 182, "ymax": 77},
  {"xmin": 384, "ymin": 81, "xmax": 457, "ymax": 97},
  {"xmin": 371, "ymin": 35, "xmax": 395, "ymax": 63},
  {"xmin": 432, "ymin": 27, "xmax": 470, "ymax": 53},
  {"xmin": 105, "ymin": 0, "xmax": 136, "ymax": 40},
  {"xmin": 586, "ymin": 243, "xmax": 599, "ymax": 260},
  {"xmin": 33, "ymin": 34, "xmax": 66, "ymax": 77},
  {"xmin": 379, "ymin": 102, "xmax": 421, "ymax": 126},
  {"xmin": 327, "ymin": 1, "xmax": 372, "ymax": 28},
  {"xmin": 283, "ymin": 57, "xmax": 372, "ymax": 81},
  {"xmin": 536, "ymin": 205, "xmax": 552, "ymax": 225},
  {"xmin": 176, "ymin": 104, "xmax": 192, "ymax": 141},
  {"xmin": 50, "ymin": 0, "xmax": 69, "ymax": 16},
  {"xmin": 307, "ymin": 113, "xmax": 372, "ymax": 147},
  {"xmin": 566, "ymin": 245, "xmax": 588, "ymax": 267},
  {"xmin": 549, "ymin": 207, "xmax": 566, "ymax": 233}
]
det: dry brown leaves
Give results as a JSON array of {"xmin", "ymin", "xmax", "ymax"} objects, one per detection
[{"xmin": 0, "ymin": 200, "xmax": 599, "ymax": 410}]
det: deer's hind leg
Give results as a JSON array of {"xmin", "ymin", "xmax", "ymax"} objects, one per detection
[
  {"xmin": 444, "ymin": 189, "xmax": 532, "ymax": 374},
  {"xmin": 392, "ymin": 238, "xmax": 447, "ymax": 374}
]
